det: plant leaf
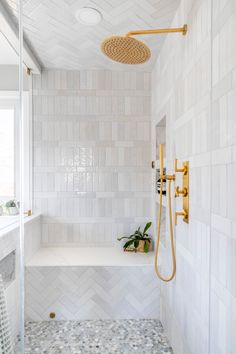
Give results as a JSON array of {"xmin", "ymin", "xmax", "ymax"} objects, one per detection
[
  {"xmin": 117, "ymin": 236, "xmax": 130, "ymax": 241},
  {"xmin": 134, "ymin": 240, "xmax": 139, "ymax": 248},
  {"xmin": 123, "ymin": 239, "xmax": 135, "ymax": 249},
  {"xmin": 133, "ymin": 235, "xmax": 142, "ymax": 240},
  {"xmin": 135, "ymin": 230, "xmax": 142, "ymax": 237},
  {"xmin": 144, "ymin": 240, "xmax": 149, "ymax": 253},
  {"xmin": 128, "ymin": 234, "xmax": 137, "ymax": 239},
  {"xmin": 143, "ymin": 222, "xmax": 152, "ymax": 234}
]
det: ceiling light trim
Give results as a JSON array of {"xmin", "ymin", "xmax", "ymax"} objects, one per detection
[{"xmin": 75, "ymin": 7, "xmax": 102, "ymax": 26}]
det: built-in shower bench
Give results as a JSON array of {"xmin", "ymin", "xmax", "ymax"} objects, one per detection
[{"xmin": 25, "ymin": 245, "xmax": 159, "ymax": 322}]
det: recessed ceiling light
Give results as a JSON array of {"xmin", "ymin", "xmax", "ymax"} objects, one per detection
[{"xmin": 75, "ymin": 7, "xmax": 102, "ymax": 25}]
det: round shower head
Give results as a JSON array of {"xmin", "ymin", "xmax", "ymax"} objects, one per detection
[{"xmin": 101, "ymin": 35, "xmax": 151, "ymax": 64}]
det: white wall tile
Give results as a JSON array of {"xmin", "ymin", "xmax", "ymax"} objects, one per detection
[
  {"xmin": 151, "ymin": 0, "xmax": 236, "ymax": 353},
  {"xmin": 212, "ymin": 165, "xmax": 227, "ymax": 217},
  {"xmin": 33, "ymin": 69, "xmax": 152, "ymax": 246},
  {"xmin": 227, "ymin": 164, "xmax": 236, "ymax": 220}
]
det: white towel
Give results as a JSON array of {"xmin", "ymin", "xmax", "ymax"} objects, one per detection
[{"xmin": 0, "ymin": 274, "xmax": 13, "ymax": 354}]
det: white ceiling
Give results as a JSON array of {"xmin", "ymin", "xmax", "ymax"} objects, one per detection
[
  {"xmin": 4, "ymin": 0, "xmax": 181, "ymax": 71},
  {"xmin": 0, "ymin": 31, "xmax": 18, "ymax": 64}
]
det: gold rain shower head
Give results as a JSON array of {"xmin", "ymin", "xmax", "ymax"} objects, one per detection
[
  {"xmin": 101, "ymin": 24, "xmax": 187, "ymax": 65},
  {"xmin": 101, "ymin": 36, "xmax": 151, "ymax": 65}
]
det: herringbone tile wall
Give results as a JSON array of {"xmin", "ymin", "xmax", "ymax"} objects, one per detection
[
  {"xmin": 25, "ymin": 265, "xmax": 160, "ymax": 321},
  {"xmin": 33, "ymin": 69, "xmax": 152, "ymax": 247}
]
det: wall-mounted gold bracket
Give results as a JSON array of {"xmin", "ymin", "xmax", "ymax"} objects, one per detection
[
  {"xmin": 24, "ymin": 210, "xmax": 32, "ymax": 216},
  {"xmin": 174, "ymin": 160, "xmax": 189, "ymax": 224}
]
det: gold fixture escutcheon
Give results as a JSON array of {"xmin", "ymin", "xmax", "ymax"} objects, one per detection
[{"xmin": 175, "ymin": 160, "xmax": 189, "ymax": 224}]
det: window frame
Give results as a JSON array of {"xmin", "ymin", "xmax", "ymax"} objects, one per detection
[{"xmin": 0, "ymin": 91, "xmax": 31, "ymax": 210}]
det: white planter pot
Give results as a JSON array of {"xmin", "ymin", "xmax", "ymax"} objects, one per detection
[{"xmin": 8, "ymin": 207, "xmax": 19, "ymax": 215}]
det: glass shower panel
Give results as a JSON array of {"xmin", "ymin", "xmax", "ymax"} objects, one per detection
[{"xmin": 0, "ymin": 0, "xmax": 23, "ymax": 352}]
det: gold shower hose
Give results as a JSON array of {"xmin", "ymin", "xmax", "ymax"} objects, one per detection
[{"xmin": 154, "ymin": 177, "xmax": 176, "ymax": 282}]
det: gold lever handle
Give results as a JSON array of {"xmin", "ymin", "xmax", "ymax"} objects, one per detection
[
  {"xmin": 175, "ymin": 210, "xmax": 188, "ymax": 225},
  {"xmin": 175, "ymin": 186, "xmax": 188, "ymax": 197},
  {"xmin": 174, "ymin": 159, "xmax": 188, "ymax": 175}
]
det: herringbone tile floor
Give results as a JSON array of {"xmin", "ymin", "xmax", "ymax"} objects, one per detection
[{"xmin": 20, "ymin": 319, "xmax": 173, "ymax": 354}]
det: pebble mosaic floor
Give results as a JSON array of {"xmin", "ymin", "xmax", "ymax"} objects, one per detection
[{"xmin": 19, "ymin": 319, "xmax": 173, "ymax": 354}]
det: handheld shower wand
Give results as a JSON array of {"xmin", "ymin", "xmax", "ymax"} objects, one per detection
[
  {"xmin": 154, "ymin": 144, "xmax": 189, "ymax": 282},
  {"xmin": 154, "ymin": 144, "xmax": 176, "ymax": 282}
]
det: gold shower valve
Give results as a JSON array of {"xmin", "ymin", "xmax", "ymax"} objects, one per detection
[
  {"xmin": 174, "ymin": 159, "xmax": 188, "ymax": 175},
  {"xmin": 175, "ymin": 186, "xmax": 188, "ymax": 197},
  {"xmin": 175, "ymin": 210, "xmax": 188, "ymax": 225}
]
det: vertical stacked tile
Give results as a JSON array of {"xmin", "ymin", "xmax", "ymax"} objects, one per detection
[
  {"xmin": 210, "ymin": 1, "xmax": 236, "ymax": 353},
  {"xmin": 151, "ymin": 0, "xmax": 236, "ymax": 353},
  {"xmin": 32, "ymin": 70, "xmax": 152, "ymax": 247}
]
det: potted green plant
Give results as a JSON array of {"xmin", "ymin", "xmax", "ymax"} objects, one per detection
[
  {"xmin": 117, "ymin": 222, "xmax": 152, "ymax": 253},
  {"xmin": 5, "ymin": 200, "xmax": 19, "ymax": 216}
]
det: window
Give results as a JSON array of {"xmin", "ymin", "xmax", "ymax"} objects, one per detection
[
  {"xmin": 0, "ymin": 93, "xmax": 31, "ymax": 210},
  {"xmin": 0, "ymin": 108, "xmax": 15, "ymax": 196},
  {"xmin": 0, "ymin": 100, "xmax": 19, "ymax": 201}
]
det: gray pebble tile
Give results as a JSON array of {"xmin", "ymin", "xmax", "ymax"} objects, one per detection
[{"xmin": 16, "ymin": 319, "xmax": 173, "ymax": 354}]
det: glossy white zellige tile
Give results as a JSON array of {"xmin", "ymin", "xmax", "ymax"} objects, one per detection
[
  {"xmin": 228, "ymin": 87, "xmax": 236, "ymax": 145},
  {"xmin": 227, "ymin": 164, "xmax": 236, "ymax": 220},
  {"xmin": 33, "ymin": 69, "xmax": 151, "ymax": 247}
]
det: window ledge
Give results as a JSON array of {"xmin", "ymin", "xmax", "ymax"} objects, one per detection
[{"xmin": 0, "ymin": 212, "xmax": 41, "ymax": 237}]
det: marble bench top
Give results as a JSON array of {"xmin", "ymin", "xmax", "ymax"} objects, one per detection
[{"xmin": 26, "ymin": 247, "xmax": 155, "ymax": 267}]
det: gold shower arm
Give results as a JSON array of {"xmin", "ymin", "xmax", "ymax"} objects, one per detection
[{"xmin": 126, "ymin": 24, "xmax": 187, "ymax": 37}]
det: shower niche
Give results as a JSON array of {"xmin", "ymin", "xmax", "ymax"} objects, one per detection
[{"xmin": 155, "ymin": 117, "xmax": 166, "ymax": 246}]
